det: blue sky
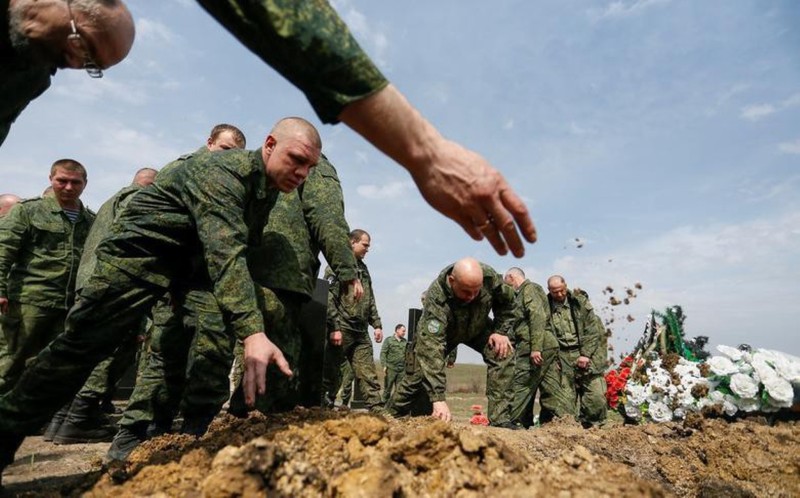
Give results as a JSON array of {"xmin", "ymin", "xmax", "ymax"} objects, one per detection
[{"xmin": 2, "ymin": 0, "xmax": 798, "ymax": 362}]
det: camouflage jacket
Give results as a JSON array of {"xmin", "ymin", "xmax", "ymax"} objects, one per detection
[
  {"xmin": 96, "ymin": 148, "xmax": 278, "ymax": 340},
  {"xmin": 248, "ymin": 154, "xmax": 356, "ymax": 298},
  {"xmin": 195, "ymin": 0, "xmax": 388, "ymax": 124},
  {"xmin": 325, "ymin": 259, "xmax": 381, "ymax": 333},
  {"xmin": 76, "ymin": 184, "xmax": 143, "ymax": 290},
  {"xmin": 511, "ymin": 279, "xmax": 556, "ymax": 354},
  {"xmin": 547, "ymin": 289, "xmax": 606, "ymax": 367},
  {"xmin": 413, "ymin": 263, "xmax": 519, "ymax": 401},
  {"xmin": 0, "ymin": 0, "xmax": 55, "ymax": 146},
  {"xmin": 0, "ymin": 196, "xmax": 95, "ymax": 309},
  {"xmin": 380, "ymin": 334, "xmax": 407, "ymax": 370}
]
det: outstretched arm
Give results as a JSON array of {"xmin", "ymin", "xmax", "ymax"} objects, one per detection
[{"xmin": 340, "ymin": 85, "xmax": 536, "ymax": 257}]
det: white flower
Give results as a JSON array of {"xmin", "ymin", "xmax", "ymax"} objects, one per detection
[
  {"xmin": 734, "ymin": 397, "xmax": 761, "ymax": 413},
  {"xmin": 717, "ymin": 345, "xmax": 743, "ymax": 362},
  {"xmin": 758, "ymin": 349, "xmax": 800, "ymax": 384},
  {"xmin": 707, "ymin": 356, "xmax": 739, "ymax": 376},
  {"xmin": 722, "ymin": 395, "xmax": 739, "ymax": 417},
  {"xmin": 762, "ymin": 375, "xmax": 794, "ymax": 408},
  {"xmin": 626, "ymin": 384, "xmax": 648, "ymax": 406},
  {"xmin": 729, "ymin": 373, "xmax": 759, "ymax": 399},
  {"xmin": 648, "ymin": 401, "xmax": 673, "ymax": 422},
  {"xmin": 624, "ymin": 403, "xmax": 642, "ymax": 420}
]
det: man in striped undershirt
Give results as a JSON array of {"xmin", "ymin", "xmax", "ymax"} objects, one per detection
[{"xmin": 0, "ymin": 159, "xmax": 95, "ymax": 394}]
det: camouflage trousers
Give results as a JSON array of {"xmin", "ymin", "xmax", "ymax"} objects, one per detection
[
  {"xmin": 339, "ymin": 360, "xmax": 355, "ymax": 405},
  {"xmin": 388, "ymin": 332, "xmax": 514, "ymax": 423},
  {"xmin": 227, "ymin": 288, "xmax": 305, "ymax": 415},
  {"xmin": 541, "ymin": 348, "xmax": 607, "ymax": 426},
  {"xmin": 320, "ymin": 327, "xmax": 382, "ymax": 410},
  {"xmin": 382, "ymin": 366, "xmax": 404, "ymax": 404},
  {"xmin": 77, "ymin": 321, "xmax": 142, "ymax": 401},
  {"xmin": 0, "ymin": 262, "xmax": 163, "ymax": 435},
  {"xmin": 508, "ymin": 347, "xmax": 562, "ymax": 427},
  {"xmin": 119, "ymin": 288, "xmax": 234, "ymax": 431},
  {"xmin": 0, "ymin": 303, "xmax": 67, "ymax": 394}
]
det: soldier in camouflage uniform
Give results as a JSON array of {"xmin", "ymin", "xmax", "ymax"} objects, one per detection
[
  {"xmin": 0, "ymin": 118, "xmax": 321, "ymax": 478},
  {"xmin": 386, "ymin": 258, "xmax": 518, "ymax": 424},
  {"xmin": 545, "ymin": 275, "xmax": 607, "ymax": 427},
  {"xmin": 321, "ymin": 229, "xmax": 384, "ymax": 411},
  {"xmin": 108, "ymin": 150, "xmax": 357, "ymax": 462},
  {"xmin": 112, "ymin": 124, "xmax": 248, "ymax": 443},
  {"xmin": 504, "ymin": 267, "xmax": 563, "ymax": 428},
  {"xmin": 380, "ymin": 324, "xmax": 407, "ymax": 404},
  {"xmin": 0, "ymin": 159, "xmax": 94, "ymax": 394},
  {"xmin": 43, "ymin": 167, "xmax": 157, "ymax": 445},
  {"xmin": 223, "ymin": 153, "xmax": 358, "ymax": 417}
]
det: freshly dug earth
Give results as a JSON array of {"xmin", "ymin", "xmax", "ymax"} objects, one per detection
[{"xmin": 4, "ymin": 408, "xmax": 798, "ymax": 497}]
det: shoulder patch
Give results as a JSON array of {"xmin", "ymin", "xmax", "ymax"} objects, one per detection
[{"xmin": 427, "ymin": 320, "xmax": 442, "ymax": 334}]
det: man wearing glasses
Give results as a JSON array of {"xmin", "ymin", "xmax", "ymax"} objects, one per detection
[
  {"xmin": 2, "ymin": 0, "xmax": 536, "ymax": 260},
  {"xmin": 1, "ymin": 0, "xmax": 135, "ymax": 145}
]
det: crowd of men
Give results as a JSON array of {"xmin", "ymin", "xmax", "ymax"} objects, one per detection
[
  {"xmin": 0, "ymin": 142, "xmax": 607, "ymax": 488},
  {"xmin": 0, "ymin": 0, "xmax": 553, "ymax": 487}
]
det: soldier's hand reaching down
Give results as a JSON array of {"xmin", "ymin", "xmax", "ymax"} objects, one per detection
[
  {"xmin": 431, "ymin": 401, "xmax": 452, "ymax": 422},
  {"xmin": 339, "ymin": 85, "xmax": 536, "ymax": 258},
  {"xmin": 488, "ymin": 333, "xmax": 513, "ymax": 359},
  {"xmin": 242, "ymin": 332, "xmax": 293, "ymax": 407}
]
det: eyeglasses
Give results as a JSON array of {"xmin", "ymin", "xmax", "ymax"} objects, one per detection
[{"xmin": 65, "ymin": 0, "xmax": 103, "ymax": 78}]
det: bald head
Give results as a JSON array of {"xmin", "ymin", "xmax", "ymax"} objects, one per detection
[
  {"xmin": 0, "ymin": 194, "xmax": 22, "ymax": 217},
  {"xmin": 262, "ymin": 116, "xmax": 322, "ymax": 193},
  {"xmin": 269, "ymin": 117, "xmax": 322, "ymax": 150},
  {"xmin": 547, "ymin": 275, "xmax": 568, "ymax": 303},
  {"xmin": 8, "ymin": 0, "xmax": 134, "ymax": 71},
  {"xmin": 448, "ymin": 257, "xmax": 484, "ymax": 303},
  {"xmin": 504, "ymin": 267, "xmax": 525, "ymax": 289},
  {"xmin": 132, "ymin": 167, "xmax": 157, "ymax": 187}
]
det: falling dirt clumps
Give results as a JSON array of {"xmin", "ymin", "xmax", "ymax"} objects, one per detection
[{"xmin": 79, "ymin": 406, "xmax": 800, "ymax": 498}]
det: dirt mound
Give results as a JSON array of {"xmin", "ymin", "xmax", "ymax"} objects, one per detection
[{"xmin": 6, "ymin": 408, "xmax": 799, "ymax": 497}]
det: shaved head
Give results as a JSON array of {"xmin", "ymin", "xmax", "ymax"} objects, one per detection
[
  {"xmin": 132, "ymin": 167, "xmax": 157, "ymax": 187},
  {"xmin": 448, "ymin": 257, "xmax": 484, "ymax": 303},
  {"xmin": 269, "ymin": 116, "xmax": 322, "ymax": 150},
  {"xmin": 262, "ymin": 116, "xmax": 322, "ymax": 193},
  {"xmin": 547, "ymin": 275, "xmax": 568, "ymax": 303},
  {"xmin": 0, "ymin": 193, "xmax": 22, "ymax": 217},
  {"xmin": 504, "ymin": 267, "xmax": 525, "ymax": 289}
]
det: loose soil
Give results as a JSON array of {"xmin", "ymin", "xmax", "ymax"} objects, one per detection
[{"xmin": 3, "ymin": 407, "xmax": 798, "ymax": 497}]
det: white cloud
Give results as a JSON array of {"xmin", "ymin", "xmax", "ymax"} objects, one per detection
[
  {"xmin": 136, "ymin": 18, "xmax": 179, "ymax": 45},
  {"xmin": 782, "ymin": 93, "xmax": 800, "ymax": 108},
  {"xmin": 741, "ymin": 103, "xmax": 776, "ymax": 121},
  {"xmin": 741, "ymin": 92, "xmax": 800, "ymax": 122},
  {"xmin": 356, "ymin": 181, "xmax": 413, "ymax": 200},
  {"xmin": 590, "ymin": 0, "xmax": 671, "ymax": 21},
  {"xmin": 51, "ymin": 74, "xmax": 152, "ymax": 106},
  {"xmin": 778, "ymin": 138, "xmax": 800, "ymax": 155}
]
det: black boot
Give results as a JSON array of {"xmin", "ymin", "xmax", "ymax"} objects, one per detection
[
  {"xmin": 43, "ymin": 404, "xmax": 70, "ymax": 442},
  {"xmin": 52, "ymin": 395, "xmax": 116, "ymax": 444},
  {"xmin": 105, "ymin": 425, "xmax": 147, "ymax": 465},
  {"xmin": 179, "ymin": 413, "xmax": 216, "ymax": 437},
  {"xmin": 0, "ymin": 432, "xmax": 25, "ymax": 490},
  {"xmin": 101, "ymin": 398, "xmax": 121, "ymax": 415}
]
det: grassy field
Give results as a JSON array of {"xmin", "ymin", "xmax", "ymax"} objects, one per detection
[
  {"xmin": 445, "ymin": 363, "xmax": 489, "ymax": 423},
  {"xmin": 363, "ymin": 363, "xmax": 489, "ymax": 423}
]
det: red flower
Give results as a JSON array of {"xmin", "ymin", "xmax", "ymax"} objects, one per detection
[{"xmin": 470, "ymin": 414, "xmax": 490, "ymax": 426}]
